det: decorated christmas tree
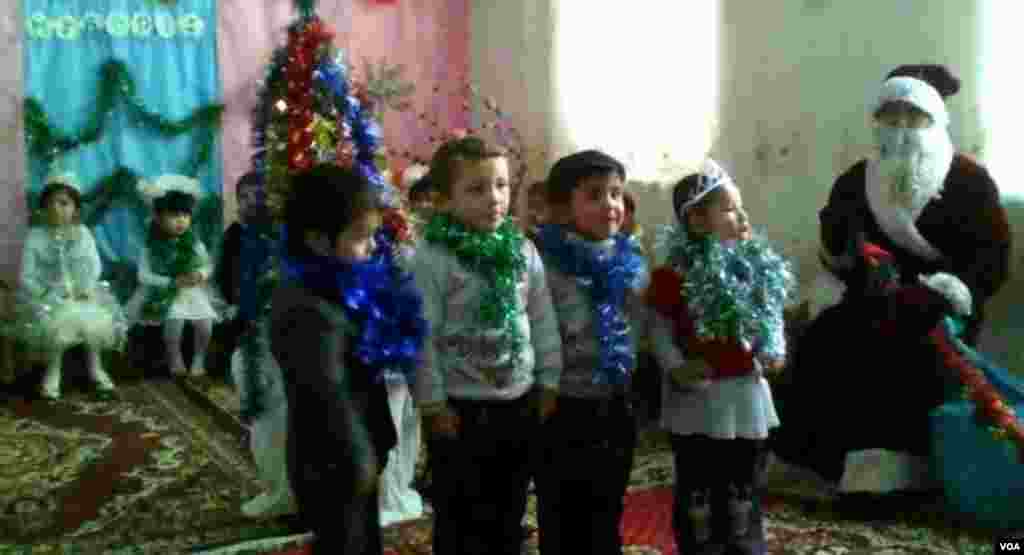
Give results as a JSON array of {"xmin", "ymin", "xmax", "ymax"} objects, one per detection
[
  {"xmin": 250, "ymin": 1, "xmax": 412, "ymax": 250},
  {"xmin": 236, "ymin": 0, "xmax": 415, "ymax": 419}
]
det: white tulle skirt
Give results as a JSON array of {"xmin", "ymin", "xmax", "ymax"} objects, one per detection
[
  {"xmin": 661, "ymin": 373, "xmax": 780, "ymax": 440},
  {"xmin": 126, "ymin": 284, "xmax": 223, "ymax": 325},
  {"xmin": 6, "ymin": 286, "xmax": 127, "ymax": 353},
  {"xmin": 379, "ymin": 381, "xmax": 424, "ymax": 526}
]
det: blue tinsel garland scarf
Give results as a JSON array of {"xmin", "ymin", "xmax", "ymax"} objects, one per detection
[
  {"xmin": 655, "ymin": 224, "xmax": 796, "ymax": 358},
  {"xmin": 278, "ymin": 226, "xmax": 427, "ymax": 384},
  {"xmin": 536, "ymin": 224, "xmax": 647, "ymax": 385}
]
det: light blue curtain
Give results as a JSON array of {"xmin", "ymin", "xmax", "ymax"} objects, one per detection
[{"xmin": 22, "ymin": 0, "xmax": 222, "ymax": 293}]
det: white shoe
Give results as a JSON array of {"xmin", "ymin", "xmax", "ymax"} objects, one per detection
[
  {"xmin": 189, "ymin": 367, "xmax": 207, "ymax": 378},
  {"xmin": 241, "ymin": 492, "xmax": 297, "ymax": 518},
  {"xmin": 39, "ymin": 383, "xmax": 60, "ymax": 400},
  {"xmin": 41, "ymin": 367, "xmax": 61, "ymax": 400},
  {"xmin": 90, "ymin": 367, "xmax": 116, "ymax": 392}
]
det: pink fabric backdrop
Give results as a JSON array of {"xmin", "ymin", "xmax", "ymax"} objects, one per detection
[
  {"xmin": 218, "ymin": 0, "xmax": 471, "ymax": 223},
  {"xmin": 0, "ymin": 1, "xmax": 27, "ymax": 282}
]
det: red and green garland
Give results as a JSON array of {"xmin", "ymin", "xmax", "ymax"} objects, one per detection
[
  {"xmin": 860, "ymin": 242, "xmax": 1024, "ymax": 462},
  {"xmin": 930, "ymin": 321, "xmax": 1024, "ymax": 463}
]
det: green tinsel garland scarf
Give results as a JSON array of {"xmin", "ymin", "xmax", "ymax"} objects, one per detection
[
  {"xmin": 141, "ymin": 228, "xmax": 204, "ymax": 321},
  {"xmin": 424, "ymin": 213, "xmax": 527, "ymax": 360}
]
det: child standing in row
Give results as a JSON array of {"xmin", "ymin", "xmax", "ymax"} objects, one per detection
[
  {"xmin": 270, "ymin": 164, "xmax": 426, "ymax": 554},
  {"xmin": 646, "ymin": 161, "xmax": 794, "ymax": 555},
  {"xmin": 12, "ymin": 174, "xmax": 125, "ymax": 399},
  {"xmin": 216, "ymin": 171, "xmax": 273, "ymax": 378},
  {"xmin": 128, "ymin": 176, "xmax": 221, "ymax": 378},
  {"xmin": 532, "ymin": 150, "xmax": 649, "ymax": 554},
  {"xmin": 411, "ymin": 137, "xmax": 563, "ymax": 555}
]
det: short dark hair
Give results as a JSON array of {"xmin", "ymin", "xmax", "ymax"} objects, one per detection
[
  {"xmin": 408, "ymin": 175, "xmax": 435, "ymax": 203},
  {"xmin": 283, "ymin": 164, "xmax": 378, "ymax": 258},
  {"xmin": 236, "ymin": 171, "xmax": 262, "ymax": 196},
  {"xmin": 546, "ymin": 150, "xmax": 626, "ymax": 206},
  {"xmin": 154, "ymin": 191, "xmax": 197, "ymax": 215},
  {"xmin": 427, "ymin": 137, "xmax": 506, "ymax": 198},
  {"xmin": 38, "ymin": 181, "xmax": 82, "ymax": 221}
]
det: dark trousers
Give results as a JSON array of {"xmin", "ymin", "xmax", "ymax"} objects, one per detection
[
  {"xmin": 671, "ymin": 434, "xmax": 766, "ymax": 555},
  {"xmin": 427, "ymin": 395, "xmax": 536, "ymax": 555},
  {"xmin": 287, "ymin": 439, "xmax": 384, "ymax": 555},
  {"xmin": 536, "ymin": 395, "xmax": 637, "ymax": 555}
]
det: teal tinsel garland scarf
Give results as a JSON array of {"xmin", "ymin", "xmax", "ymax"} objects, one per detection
[
  {"xmin": 423, "ymin": 213, "xmax": 527, "ymax": 360},
  {"xmin": 657, "ymin": 224, "xmax": 796, "ymax": 355}
]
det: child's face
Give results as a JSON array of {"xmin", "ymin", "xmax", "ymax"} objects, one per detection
[
  {"xmin": 334, "ymin": 210, "xmax": 381, "ymax": 262},
  {"xmin": 410, "ymin": 193, "xmax": 434, "ymax": 214},
  {"xmin": 689, "ymin": 184, "xmax": 751, "ymax": 242},
  {"xmin": 237, "ymin": 185, "xmax": 264, "ymax": 221},
  {"xmin": 446, "ymin": 157, "xmax": 510, "ymax": 232},
  {"xmin": 46, "ymin": 190, "xmax": 77, "ymax": 227},
  {"xmin": 568, "ymin": 173, "xmax": 625, "ymax": 241},
  {"xmin": 159, "ymin": 211, "xmax": 192, "ymax": 237},
  {"xmin": 528, "ymin": 190, "xmax": 548, "ymax": 228},
  {"xmin": 623, "ymin": 202, "xmax": 636, "ymax": 234}
]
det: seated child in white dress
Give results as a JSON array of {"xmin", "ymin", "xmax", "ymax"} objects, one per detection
[
  {"xmin": 9, "ymin": 174, "xmax": 126, "ymax": 399},
  {"xmin": 127, "ymin": 175, "xmax": 222, "ymax": 377}
]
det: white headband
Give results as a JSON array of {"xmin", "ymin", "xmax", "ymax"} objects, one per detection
[
  {"xmin": 678, "ymin": 158, "xmax": 735, "ymax": 213},
  {"xmin": 44, "ymin": 172, "xmax": 82, "ymax": 194},
  {"xmin": 138, "ymin": 174, "xmax": 203, "ymax": 207},
  {"xmin": 874, "ymin": 76, "xmax": 949, "ymax": 127}
]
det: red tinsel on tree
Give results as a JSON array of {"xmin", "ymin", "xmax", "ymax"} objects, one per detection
[{"xmin": 283, "ymin": 20, "xmax": 334, "ymax": 173}]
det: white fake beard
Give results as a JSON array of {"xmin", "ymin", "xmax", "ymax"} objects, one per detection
[{"xmin": 875, "ymin": 128, "xmax": 954, "ymax": 216}]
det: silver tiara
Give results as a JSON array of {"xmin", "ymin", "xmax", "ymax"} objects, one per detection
[{"xmin": 680, "ymin": 159, "xmax": 734, "ymax": 212}]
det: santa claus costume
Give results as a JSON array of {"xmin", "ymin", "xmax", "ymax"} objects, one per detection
[{"xmin": 771, "ymin": 65, "xmax": 1012, "ymax": 495}]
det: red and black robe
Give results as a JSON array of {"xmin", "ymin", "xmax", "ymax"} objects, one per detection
[{"xmin": 772, "ymin": 154, "xmax": 1011, "ymax": 482}]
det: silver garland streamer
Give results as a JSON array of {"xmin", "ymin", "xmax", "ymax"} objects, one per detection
[{"xmin": 654, "ymin": 224, "xmax": 796, "ymax": 358}]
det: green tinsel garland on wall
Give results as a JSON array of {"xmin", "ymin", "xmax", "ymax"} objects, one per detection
[
  {"xmin": 295, "ymin": 0, "xmax": 318, "ymax": 18},
  {"xmin": 24, "ymin": 59, "xmax": 224, "ymax": 163},
  {"xmin": 22, "ymin": 58, "xmax": 226, "ymax": 301}
]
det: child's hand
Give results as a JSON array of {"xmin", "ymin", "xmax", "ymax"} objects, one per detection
[
  {"xmin": 669, "ymin": 359, "xmax": 713, "ymax": 389},
  {"xmin": 426, "ymin": 407, "xmax": 460, "ymax": 439},
  {"xmin": 534, "ymin": 387, "xmax": 558, "ymax": 423},
  {"xmin": 353, "ymin": 451, "xmax": 380, "ymax": 497},
  {"xmin": 762, "ymin": 357, "xmax": 786, "ymax": 375},
  {"xmin": 176, "ymin": 273, "xmax": 203, "ymax": 288},
  {"xmin": 76, "ymin": 290, "xmax": 92, "ymax": 301}
]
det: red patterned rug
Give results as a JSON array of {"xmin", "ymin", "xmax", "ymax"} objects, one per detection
[
  {"xmin": 0, "ymin": 379, "xmax": 276, "ymax": 554},
  {"xmin": 221, "ymin": 485, "xmax": 998, "ymax": 555},
  {"xmin": 242, "ymin": 487, "xmax": 676, "ymax": 555}
]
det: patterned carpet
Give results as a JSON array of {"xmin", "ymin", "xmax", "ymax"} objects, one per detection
[
  {"xmin": 2, "ymin": 376, "xmax": 998, "ymax": 554},
  {"xmin": 0, "ymin": 379, "xmax": 270, "ymax": 554},
  {"xmin": 176, "ymin": 391, "xmax": 997, "ymax": 555}
]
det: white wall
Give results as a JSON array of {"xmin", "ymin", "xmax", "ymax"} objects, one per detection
[
  {"xmin": 713, "ymin": 0, "xmax": 1024, "ymax": 368},
  {"xmin": 471, "ymin": 0, "xmax": 1024, "ymax": 369},
  {"xmin": 469, "ymin": 0, "xmax": 555, "ymax": 219}
]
